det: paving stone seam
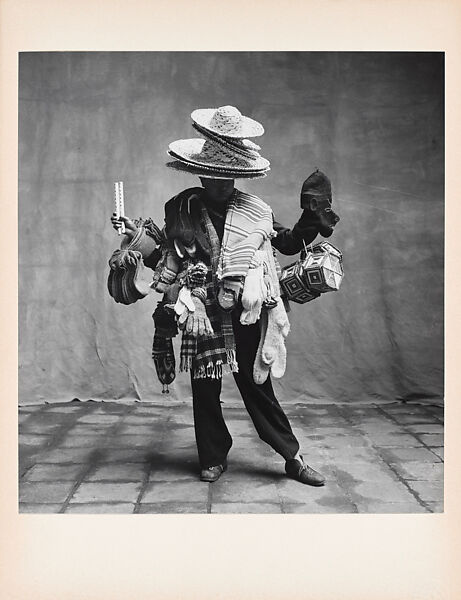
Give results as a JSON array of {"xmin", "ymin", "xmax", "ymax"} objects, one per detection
[
  {"xmin": 344, "ymin": 403, "xmax": 442, "ymax": 457},
  {"xmin": 66, "ymin": 501, "xmax": 137, "ymax": 506},
  {"xmin": 374, "ymin": 405, "xmax": 444, "ymax": 463},
  {"xmin": 56, "ymin": 464, "xmax": 97, "ymax": 513},
  {"xmin": 370, "ymin": 446, "xmax": 433, "ymax": 512},
  {"xmin": 418, "ymin": 404, "xmax": 444, "ymax": 424},
  {"xmin": 19, "ymin": 402, "xmax": 100, "ymax": 478},
  {"xmin": 430, "ymin": 448, "xmax": 443, "ymax": 461},
  {"xmin": 378, "ymin": 403, "xmax": 444, "ymax": 431},
  {"xmin": 335, "ymin": 404, "xmax": 409, "ymax": 466},
  {"xmin": 133, "ymin": 465, "xmax": 156, "ymax": 514},
  {"xmin": 409, "ymin": 433, "xmax": 444, "ymax": 449},
  {"xmin": 20, "ymin": 463, "xmax": 37, "ymax": 481},
  {"xmin": 334, "ymin": 403, "xmax": 431, "ymax": 511},
  {"xmin": 134, "ymin": 408, "xmax": 173, "ymax": 513},
  {"xmin": 58, "ymin": 403, "xmax": 136, "ymax": 513},
  {"xmin": 77, "ymin": 404, "xmax": 139, "ymax": 457}
]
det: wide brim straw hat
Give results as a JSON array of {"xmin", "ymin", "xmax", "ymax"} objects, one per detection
[
  {"xmin": 168, "ymin": 138, "xmax": 270, "ymax": 172},
  {"xmin": 166, "ymin": 159, "xmax": 268, "ymax": 180},
  {"xmin": 192, "ymin": 122, "xmax": 262, "ymax": 159},
  {"xmin": 191, "ymin": 105, "xmax": 264, "ymax": 139}
]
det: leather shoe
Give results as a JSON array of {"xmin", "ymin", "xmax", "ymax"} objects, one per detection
[
  {"xmin": 285, "ymin": 455, "xmax": 325, "ymax": 486},
  {"xmin": 200, "ymin": 460, "xmax": 227, "ymax": 483}
]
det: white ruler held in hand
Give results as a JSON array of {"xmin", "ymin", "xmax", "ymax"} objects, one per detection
[{"xmin": 114, "ymin": 181, "xmax": 125, "ymax": 235}]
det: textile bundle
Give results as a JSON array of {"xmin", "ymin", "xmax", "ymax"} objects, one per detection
[
  {"xmin": 107, "ymin": 219, "xmax": 163, "ymax": 305},
  {"xmin": 107, "ymin": 249, "xmax": 150, "ymax": 305},
  {"xmin": 159, "ymin": 188, "xmax": 290, "ymax": 383}
]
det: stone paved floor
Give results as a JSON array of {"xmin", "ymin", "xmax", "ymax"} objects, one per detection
[{"xmin": 18, "ymin": 400, "xmax": 444, "ymax": 514}]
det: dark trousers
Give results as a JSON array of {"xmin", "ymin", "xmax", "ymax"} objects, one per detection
[{"xmin": 191, "ymin": 311, "xmax": 300, "ymax": 468}]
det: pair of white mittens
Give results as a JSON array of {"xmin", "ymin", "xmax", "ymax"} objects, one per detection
[{"xmin": 253, "ymin": 299, "xmax": 290, "ymax": 384}]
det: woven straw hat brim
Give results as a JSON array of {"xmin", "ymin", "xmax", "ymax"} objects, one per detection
[
  {"xmin": 167, "ymin": 150, "xmax": 270, "ymax": 174},
  {"xmin": 167, "ymin": 150, "xmax": 269, "ymax": 175},
  {"xmin": 166, "ymin": 159, "xmax": 268, "ymax": 180},
  {"xmin": 169, "ymin": 138, "xmax": 270, "ymax": 172},
  {"xmin": 191, "ymin": 108, "xmax": 264, "ymax": 139}
]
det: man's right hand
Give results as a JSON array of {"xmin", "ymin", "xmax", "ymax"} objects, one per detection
[{"xmin": 110, "ymin": 214, "xmax": 138, "ymax": 241}]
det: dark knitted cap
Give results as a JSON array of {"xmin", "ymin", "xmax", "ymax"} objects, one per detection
[{"xmin": 300, "ymin": 169, "xmax": 332, "ymax": 209}]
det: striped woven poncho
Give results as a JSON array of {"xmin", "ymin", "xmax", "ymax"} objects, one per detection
[{"xmin": 217, "ymin": 190, "xmax": 275, "ymax": 280}]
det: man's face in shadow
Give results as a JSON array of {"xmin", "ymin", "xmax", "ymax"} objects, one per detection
[{"xmin": 199, "ymin": 177, "xmax": 235, "ymax": 203}]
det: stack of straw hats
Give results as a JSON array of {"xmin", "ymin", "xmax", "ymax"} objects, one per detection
[{"xmin": 167, "ymin": 105, "xmax": 270, "ymax": 179}]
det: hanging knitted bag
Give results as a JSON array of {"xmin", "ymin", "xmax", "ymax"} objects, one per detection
[{"xmin": 279, "ymin": 240, "xmax": 344, "ymax": 304}]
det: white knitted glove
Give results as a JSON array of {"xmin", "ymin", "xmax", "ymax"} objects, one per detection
[
  {"xmin": 240, "ymin": 264, "xmax": 267, "ymax": 325},
  {"xmin": 174, "ymin": 286, "xmax": 195, "ymax": 317},
  {"xmin": 182, "ymin": 296, "xmax": 214, "ymax": 337}
]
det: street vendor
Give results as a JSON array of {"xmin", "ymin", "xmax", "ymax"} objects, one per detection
[{"xmin": 110, "ymin": 105, "xmax": 339, "ymax": 485}]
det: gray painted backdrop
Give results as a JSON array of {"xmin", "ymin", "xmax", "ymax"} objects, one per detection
[{"xmin": 19, "ymin": 52, "xmax": 444, "ymax": 404}]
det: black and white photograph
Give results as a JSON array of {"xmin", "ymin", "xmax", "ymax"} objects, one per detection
[{"xmin": 18, "ymin": 51, "xmax": 444, "ymax": 515}]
